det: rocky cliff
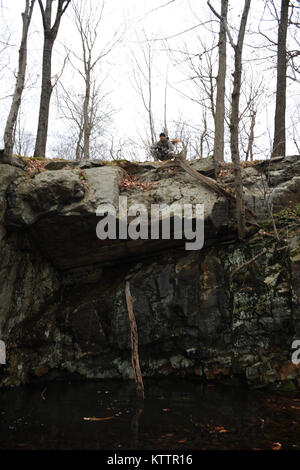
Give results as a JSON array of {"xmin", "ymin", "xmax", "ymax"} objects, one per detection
[{"xmin": 0, "ymin": 155, "xmax": 299, "ymax": 389}]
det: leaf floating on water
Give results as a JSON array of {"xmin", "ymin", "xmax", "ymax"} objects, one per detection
[
  {"xmin": 214, "ymin": 426, "xmax": 228, "ymax": 433},
  {"xmin": 83, "ymin": 416, "xmax": 115, "ymax": 421},
  {"xmin": 272, "ymin": 442, "xmax": 282, "ymax": 450}
]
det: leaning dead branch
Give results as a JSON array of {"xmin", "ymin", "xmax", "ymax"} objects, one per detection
[
  {"xmin": 125, "ymin": 280, "xmax": 144, "ymax": 401},
  {"xmin": 230, "ymin": 244, "xmax": 289, "ymax": 280},
  {"xmin": 162, "ymin": 154, "xmax": 256, "ymax": 219}
]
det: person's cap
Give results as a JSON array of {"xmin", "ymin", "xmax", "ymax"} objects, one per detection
[{"xmin": 159, "ymin": 132, "xmax": 166, "ymax": 137}]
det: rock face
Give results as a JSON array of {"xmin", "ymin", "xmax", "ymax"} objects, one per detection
[
  {"xmin": 239, "ymin": 155, "xmax": 300, "ymax": 218},
  {"xmin": 4, "ymin": 163, "xmax": 236, "ymax": 269},
  {"xmin": 0, "ymin": 156, "xmax": 299, "ymax": 389}
]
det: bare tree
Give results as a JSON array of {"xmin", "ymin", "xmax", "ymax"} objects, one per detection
[
  {"xmin": 163, "ymin": 66, "xmax": 169, "ymax": 136},
  {"xmin": 166, "ymin": 38, "xmax": 218, "ymax": 161},
  {"xmin": 59, "ymin": 0, "xmax": 122, "ymax": 160},
  {"xmin": 239, "ymin": 76, "xmax": 265, "ymax": 161},
  {"xmin": 33, "ymin": 0, "xmax": 71, "ymax": 158},
  {"xmin": 54, "ymin": 77, "xmax": 114, "ymax": 160},
  {"xmin": 0, "ymin": 6, "xmax": 12, "ymax": 83},
  {"xmin": 167, "ymin": 117, "xmax": 213, "ymax": 160},
  {"xmin": 213, "ymin": 0, "xmax": 228, "ymax": 165},
  {"xmin": 131, "ymin": 32, "xmax": 157, "ymax": 148},
  {"xmin": 272, "ymin": 0, "xmax": 289, "ymax": 157},
  {"xmin": 209, "ymin": 0, "xmax": 251, "ymax": 240},
  {"xmin": 2, "ymin": 0, "xmax": 35, "ymax": 162},
  {"xmin": 14, "ymin": 105, "xmax": 35, "ymax": 157},
  {"xmin": 177, "ymin": 38, "xmax": 218, "ymax": 120},
  {"xmin": 244, "ymin": 107, "xmax": 256, "ymax": 161},
  {"xmin": 229, "ymin": 0, "xmax": 251, "ymax": 239},
  {"xmin": 291, "ymin": 104, "xmax": 300, "ymax": 153},
  {"xmin": 286, "ymin": 1, "xmax": 300, "ymax": 83}
]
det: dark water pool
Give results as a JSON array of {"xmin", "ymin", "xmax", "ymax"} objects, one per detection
[{"xmin": 0, "ymin": 378, "xmax": 299, "ymax": 450}]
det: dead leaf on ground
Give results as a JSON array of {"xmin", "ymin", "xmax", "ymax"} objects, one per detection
[{"xmin": 119, "ymin": 175, "xmax": 156, "ymax": 191}]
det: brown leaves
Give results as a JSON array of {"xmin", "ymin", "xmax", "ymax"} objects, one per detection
[
  {"xmin": 119, "ymin": 175, "xmax": 156, "ymax": 191},
  {"xmin": 163, "ymin": 168, "xmax": 175, "ymax": 174},
  {"xmin": 218, "ymin": 168, "xmax": 233, "ymax": 179},
  {"xmin": 241, "ymin": 160, "xmax": 257, "ymax": 167},
  {"xmin": 224, "ymin": 186, "xmax": 233, "ymax": 194},
  {"xmin": 25, "ymin": 158, "xmax": 46, "ymax": 176}
]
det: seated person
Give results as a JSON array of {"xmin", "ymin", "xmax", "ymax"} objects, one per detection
[{"xmin": 150, "ymin": 132, "xmax": 176, "ymax": 161}]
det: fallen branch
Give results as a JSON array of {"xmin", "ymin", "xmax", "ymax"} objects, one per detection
[
  {"xmin": 175, "ymin": 155, "xmax": 256, "ymax": 218},
  {"xmin": 125, "ymin": 280, "xmax": 144, "ymax": 401},
  {"xmin": 230, "ymin": 248, "xmax": 268, "ymax": 280},
  {"xmin": 230, "ymin": 244, "xmax": 289, "ymax": 280},
  {"xmin": 177, "ymin": 156, "xmax": 236, "ymax": 201}
]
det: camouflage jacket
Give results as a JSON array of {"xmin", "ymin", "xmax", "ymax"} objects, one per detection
[{"xmin": 151, "ymin": 139, "xmax": 175, "ymax": 161}]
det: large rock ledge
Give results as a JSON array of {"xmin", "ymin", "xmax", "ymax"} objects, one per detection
[
  {"xmin": 0, "ymin": 155, "xmax": 299, "ymax": 389},
  {"xmin": 4, "ymin": 162, "xmax": 237, "ymax": 269}
]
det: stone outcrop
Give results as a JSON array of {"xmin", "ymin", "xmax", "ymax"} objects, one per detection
[{"xmin": 0, "ymin": 155, "xmax": 299, "ymax": 389}]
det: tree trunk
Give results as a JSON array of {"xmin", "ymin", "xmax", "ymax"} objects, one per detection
[
  {"xmin": 34, "ymin": 33, "xmax": 54, "ymax": 157},
  {"xmin": 34, "ymin": 0, "xmax": 71, "ymax": 158},
  {"xmin": 75, "ymin": 123, "xmax": 84, "ymax": 161},
  {"xmin": 147, "ymin": 47, "xmax": 156, "ymax": 145},
  {"xmin": 200, "ymin": 113, "xmax": 207, "ymax": 158},
  {"xmin": 163, "ymin": 67, "xmax": 168, "ymax": 136},
  {"xmin": 272, "ymin": 0, "xmax": 289, "ymax": 158},
  {"xmin": 230, "ymin": 0, "xmax": 251, "ymax": 240},
  {"xmin": 82, "ymin": 68, "xmax": 91, "ymax": 159},
  {"xmin": 3, "ymin": 0, "xmax": 35, "ymax": 160},
  {"xmin": 213, "ymin": 0, "xmax": 228, "ymax": 165},
  {"xmin": 245, "ymin": 109, "xmax": 256, "ymax": 161}
]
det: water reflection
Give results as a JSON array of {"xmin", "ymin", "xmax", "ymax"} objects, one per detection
[
  {"xmin": 0, "ymin": 378, "xmax": 299, "ymax": 450},
  {"xmin": 131, "ymin": 401, "xmax": 144, "ymax": 450}
]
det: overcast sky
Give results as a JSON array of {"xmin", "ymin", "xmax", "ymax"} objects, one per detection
[{"xmin": 0, "ymin": 0, "xmax": 299, "ymax": 161}]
